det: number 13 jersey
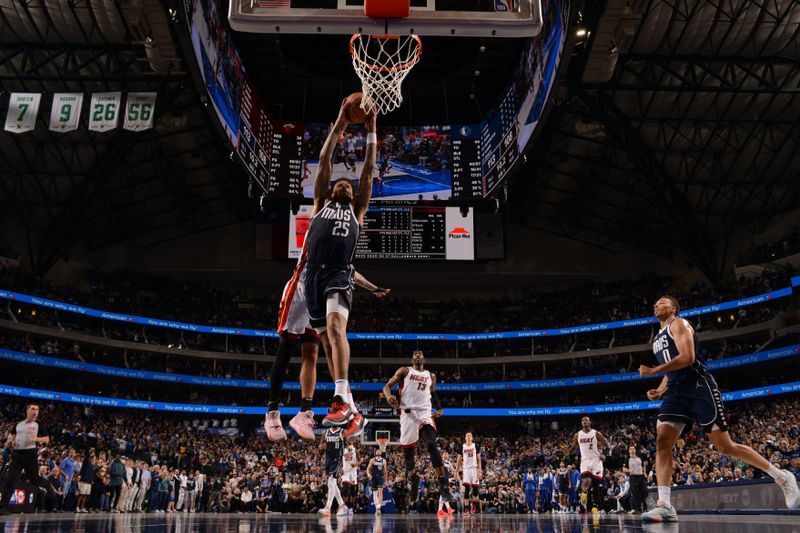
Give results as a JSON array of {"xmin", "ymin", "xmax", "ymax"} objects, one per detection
[{"xmin": 399, "ymin": 367, "xmax": 432, "ymax": 412}]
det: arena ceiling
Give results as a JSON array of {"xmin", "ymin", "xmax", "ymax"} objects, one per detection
[
  {"xmin": 507, "ymin": 0, "xmax": 800, "ymax": 281},
  {"xmin": 0, "ymin": 0, "xmax": 798, "ymax": 282}
]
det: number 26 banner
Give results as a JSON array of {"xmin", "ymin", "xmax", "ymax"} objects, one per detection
[
  {"xmin": 123, "ymin": 92, "xmax": 157, "ymax": 131},
  {"xmin": 88, "ymin": 92, "xmax": 122, "ymax": 132}
]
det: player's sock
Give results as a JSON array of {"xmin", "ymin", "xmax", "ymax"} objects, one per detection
[
  {"xmin": 438, "ymin": 497, "xmax": 444, "ymax": 511},
  {"xmin": 326, "ymin": 476, "xmax": 338, "ymax": 509},
  {"xmin": 345, "ymin": 391, "xmax": 358, "ymax": 413},
  {"xmin": 657, "ymin": 486, "xmax": 671, "ymax": 506},
  {"xmin": 300, "ymin": 397, "xmax": 313, "ymax": 412},
  {"xmin": 334, "ymin": 380, "xmax": 349, "ymax": 401},
  {"xmin": 766, "ymin": 464, "xmax": 786, "ymax": 481}
]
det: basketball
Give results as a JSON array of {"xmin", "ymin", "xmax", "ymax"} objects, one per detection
[{"xmin": 344, "ymin": 92, "xmax": 368, "ymax": 124}]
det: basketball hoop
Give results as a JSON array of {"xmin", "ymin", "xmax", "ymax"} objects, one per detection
[
  {"xmin": 349, "ymin": 33, "xmax": 422, "ymax": 115},
  {"xmin": 377, "ymin": 436, "xmax": 389, "ymax": 453}
]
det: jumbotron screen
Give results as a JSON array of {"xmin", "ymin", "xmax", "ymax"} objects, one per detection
[
  {"xmin": 186, "ymin": 0, "xmax": 568, "ymax": 200},
  {"xmin": 288, "ymin": 204, "xmax": 475, "ymax": 260}
]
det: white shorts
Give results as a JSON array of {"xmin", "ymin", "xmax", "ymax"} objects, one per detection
[
  {"xmin": 462, "ymin": 466, "xmax": 479, "ymax": 486},
  {"xmin": 277, "ymin": 271, "xmax": 317, "ymax": 339},
  {"xmin": 78, "ymin": 482, "xmax": 91, "ymax": 496},
  {"xmin": 400, "ymin": 409, "xmax": 436, "ymax": 447},
  {"xmin": 580, "ymin": 459, "xmax": 603, "ymax": 479},
  {"xmin": 342, "ymin": 470, "xmax": 357, "ymax": 485}
]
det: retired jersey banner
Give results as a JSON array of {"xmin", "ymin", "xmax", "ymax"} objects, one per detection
[
  {"xmin": 48, "ymin": 93, "xmax": 84, "ymax": 132},
  {"xmin": 123, "ymin": 92, "xmax": 157, "ymax": 131},
  {"xmin": 4, "ymin": 93, "xmax": 41, "ymax": 133},
  {"xmin": 88, "ymin": 92, "xmax": 121, "ymax": 132}
]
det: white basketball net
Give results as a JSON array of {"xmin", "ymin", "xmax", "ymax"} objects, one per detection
[
  {"xmin": 350, "ymin": 34, "xmax": 422, "ymax": 115},
  {"xmin": 377, "ymin": 438, "xmax": 388, "ymax": 453}
]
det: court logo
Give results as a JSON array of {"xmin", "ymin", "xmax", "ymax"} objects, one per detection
[{"xmin": 448, "ymin": 227, "xmax": 471, "ymax": 239}]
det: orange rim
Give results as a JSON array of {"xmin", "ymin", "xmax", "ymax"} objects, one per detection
[{"xmin": 349, "ymin": 33, "xmax": 422, "ymax": 73}]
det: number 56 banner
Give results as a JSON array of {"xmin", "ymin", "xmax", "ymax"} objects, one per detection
[
  {"xmin": 4, "ymin": 93, "xmax": 41, "ymax": 133},
  {"xmin": 123, "ymin": 92, "xmax": 157, "ymax": 131},
  {"xmin": 88, "ymin": 92, "xmax": 122, "ymax": 132}
]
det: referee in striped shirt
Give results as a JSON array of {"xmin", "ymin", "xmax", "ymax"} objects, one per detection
[{"xmin": 0, "ymin": 404, "xmax": 58, "ymax": 514}]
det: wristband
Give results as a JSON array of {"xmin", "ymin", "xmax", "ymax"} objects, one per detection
[
  {"xmin": 367, "ymin": 132, "xmax": 378, "ymax": 145},
  {"xmin": 372, "ymin": 287, "xmax": 386, "ymax": 293}
]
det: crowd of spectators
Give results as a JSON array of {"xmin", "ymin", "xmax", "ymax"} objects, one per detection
[
  {"xmin": 1, "ymin": 396, "xmax": 798, "ymax": 515},
  {"xmin": 2, "ymin": 329, "xmax": 795, "ymax": 412},
  {"xmin": 0, "ymin": 266, "xmax": 792, "ymax": 358}
]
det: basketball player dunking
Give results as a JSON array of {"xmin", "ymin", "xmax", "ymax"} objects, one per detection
[
  {"xmin": 456, "ymin": 432, "xmax": 482, "ymax": 515},
  {"xmin": 568, "ymin": 416, "xmax": 608, "ymax": 513},
  {"xmin": 305, "ymin": 98, "xmax": 377, "ymax": 439},
  {"xmin": 319, "ymin": 425, "xmax": 349, "ymax": 516},
  {"xmin": 382, "ymin": 350, "xmax": 449, "ymax": 507},
  {"xmin": 640, "ymin": 296, "xmax": 799, "ymax": 522},
  {"xmin": 367, "ymin": 449, "xmax": 386, "ymax": 514},
  {"xmin": 264, "ymin": 248, "xmax": 389, "ymax": 442}
]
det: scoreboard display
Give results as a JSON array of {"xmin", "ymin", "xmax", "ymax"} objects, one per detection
[
  {"xmin": 289, "ymin": 204, "xmax": 474, "ymax": 261},
  {"xmin": 480, "ymin": 86, "xmax": 520, "ymax": 196}
]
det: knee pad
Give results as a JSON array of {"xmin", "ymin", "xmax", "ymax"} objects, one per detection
[
  {"xmin": 472, "ymin": 486, "xmax": 480, "ymax": 498},
  {"xmin": 427, "ymin": 442, "xmax": 443, "ymax": 469}
]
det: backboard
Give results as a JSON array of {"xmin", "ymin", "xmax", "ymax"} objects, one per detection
[{"xmin": 228, "ymin": 0, "xmax": 543, "ymax": 38}]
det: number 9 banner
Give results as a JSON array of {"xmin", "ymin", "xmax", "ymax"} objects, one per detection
[
  {"xmin": 88, "ymin": 92, "xmax": 122, "ymax": 132},
  {"xmin": 124, "ymin": 92, "xmax": 157, "ymax": 131},
  {"xmin": 48, "ymin": 93, "xmax": 84, "ymax": 133}
]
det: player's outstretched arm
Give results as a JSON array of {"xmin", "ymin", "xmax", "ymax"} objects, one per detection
[
  {"xmin": 567, "ymin": 433, "xmax": 579, "ymax": 455},
  {"xmin": 313, "ymin": 102, "xmax": 349, "ymax": 215},
  {"xmin": 353, "ymin": 110, "xmax": 377, "ymax": 222},
  {"xmin": 382, "ymin": 366, "xmax": 409, "ymax": 408},
  {"xmin": 430, "ymin": 373, "xmax": 443, "ymax": 417},
  {"xmin": 354, "ymin": 271, "xmax": 391, "ymax": 297}
]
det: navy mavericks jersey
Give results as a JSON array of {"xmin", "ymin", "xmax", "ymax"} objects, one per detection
[
  {"xmin": 306, "ymin": 201, "xmax": 359, "ymax": 269},
  {"xmin": 371, "ymin": 457, "xmax": 385, "ymax": 479},
  {"xmin": 325, "ymin": 427, "xmax": 344, "ymax": 475},
  {"xmin": 652, "ymin": 317, "xmax": 708, "ymax": 387}
]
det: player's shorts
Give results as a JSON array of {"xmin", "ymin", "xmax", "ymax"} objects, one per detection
[
  {"xmin": 462, "ymin": 466, "xmax": 479, "ymax": 487},
  {"xmin": 558, "ymin": 478, "xmax": 569, "ymax": 493},
  {"xmin": 400, "ymin": 409, "xmax": 436, "ymax": 447},
  {"xmin": 342, "ymin": 470, "xmax": 357, "ymax": 485},
  {"xmin": 325, "ymin": 462, "xmax": 340, "ymax": 478},
  {"xmin": 580, "ymin": 459, "xmax": 603, "ymax": 479},
  {"xmin": 78, "ymin": 482, "xmax": 91, "ymax": 495},
  {"xmin": 370, "ymin": 475, "xmax": 384, "ymax": 490},
  {"xmin": 277, "ymin": 269, "xmax": 319, "ymax": 340},
  {"xmin": 657, "ymin": 372, "xmax": 728, "ymax": 434},
  {"xmin": 305, "ymin": 266, "xmax": 354, "ymax": 333}
]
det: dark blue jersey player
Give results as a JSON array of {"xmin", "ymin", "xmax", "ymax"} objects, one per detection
[
  {"xmin": 305, "ymin": 97, "xmax": 377, "ymax": 440},
  {"xmin": 640, "ymin": 295, "xmax": 799, "ymax": 523},
  {"xmin": 319, "ymin": 426, "xmax": 347, "ymax": 515}
]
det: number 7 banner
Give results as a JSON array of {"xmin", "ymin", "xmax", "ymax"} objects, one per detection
[
  {"xmin": 123, "ymin": 92, "xmax": 157, "ymax": 131},
  {"xmin": 49, "ymin": 93, "xmax": 84, "ymax": 132},
  {"xmin": 4, "ymin": 93, "xmax": 41, "ymax": 133},
  {"xmin": 88, "ymin": 92, "xmax": 122, "ymax": 132}
]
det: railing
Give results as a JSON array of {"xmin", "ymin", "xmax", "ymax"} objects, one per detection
[
  {"xmin": 0, "ymin": 286, "xmax": 791, "ymax": 341},
  {"xmin": 1, "ymin": 344, "xmax": 796, "ymax": 392},
  {"xmin": 1, "ymin": 380, "xmax": 797, "ymax": 417}
]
